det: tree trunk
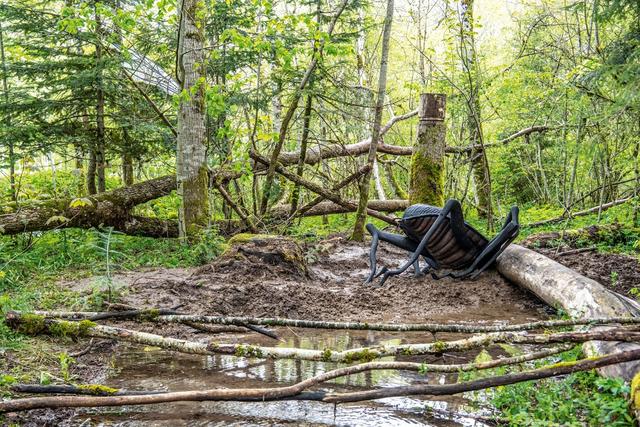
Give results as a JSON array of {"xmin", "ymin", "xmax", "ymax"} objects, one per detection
[
  {"xmin": 496, "ymin": 244, "xmax": 640, "ymax": 381},
  {"xmin": 176, "ymin": 0, "xmax": 209, "ymax": 240},
  {"xmin": 409, "ymin": 93, "xmax": 446, "ymax": 205},
  {"xmin": 351, "ymin": 0, "xmax": 395, "ymax": 241},
  {"xmin": 289, "ymin": 94, "xmax": 313, "ymax": 216},
  {"xmin": 0, "ymin": 22, "xmax": 16, "ymax": 202},
  {"xmin": 259, "ymin": 0, "xmax": 349, "ymax": 215},
  {"xmin": 87, "ymin": 147, "xmax": 97, "ymax": 195},
  {"xmin": 95, "ymin": 6, "xmax": 106, "ymax": 193},
  {"xmin": 460, "ymin": 0, "xmax": 491, "ymax": 221},
  {"xmin": 121, "ymin": 131, "xmax": 134, "ymax": 186}
]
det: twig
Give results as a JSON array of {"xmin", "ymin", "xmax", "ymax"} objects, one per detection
[{"xmin": 557, "ymin": 247, "xmax": 597, "ymax": 257}]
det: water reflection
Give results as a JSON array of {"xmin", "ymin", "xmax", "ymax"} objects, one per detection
[{"xmin": 88, "ymin": 329, "xmax": 496, "ymax": 426}]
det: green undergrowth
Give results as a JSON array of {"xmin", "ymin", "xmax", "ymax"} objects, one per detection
[
  {"xmin": 0, "ymin": 228, "xmax": 225, "ymax": 349},
  {"xmin": 461, "ymin": 347, "xmax": 634, "ymax": 426}
]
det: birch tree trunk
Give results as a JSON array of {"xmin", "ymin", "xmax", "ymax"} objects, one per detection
[
  {"xmin": 351, "ymin": 0, "xmax": 395, "ymax": 240},
  {"xmin": 176, "ymin": 0, "xmax": 209, "ymax": 240}
]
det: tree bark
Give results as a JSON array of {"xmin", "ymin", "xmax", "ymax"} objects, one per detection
[
  {"xmin": 409, "ymin": 93, "xmax": 446, "ymax": 205},
  {"xmin": 496, "ymin": 244, "xmax": 640, "ymax": 381},
  {"xmin": 260, "ymin": 0, "xmax": 349, "ymax": 214},
  {"xmin": 0, "ymin": 176, "xmax": 178, "ymax": 237},
  {"xmin": 0, "ymin": 22, "xmax": 16, "ymax": 202},
  {"xmin": 95, "ymin": 5, "xmax": 106, "ymax": 193},
  {"xmin": 176, "ymin": 0, "xmax": 209, "ymax": 240},
  {"xmin": 351, "ymin": 0, "xmax": 395, "ymax": 241},
  {"xmin": 289, "ymin": 94, "xmax": 313, "ymax": 215},
  {"xmin": 459, "ymin": 0, "xmax": 491, "ymax": 221}
]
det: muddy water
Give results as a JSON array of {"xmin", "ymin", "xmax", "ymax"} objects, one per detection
[
  {"xmin": 89, "ymin": 317, "xmax": 546, "ymax": 426},
  {"xmin": 76, "ymin": 238, "xmax": 550, "ymax": 426}
]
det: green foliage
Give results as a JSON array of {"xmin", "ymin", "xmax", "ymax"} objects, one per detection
[{"xmin": 462, "ymin": 346, "xmax": 634, "ymax": 426}]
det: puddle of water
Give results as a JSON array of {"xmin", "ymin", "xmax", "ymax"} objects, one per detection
[{"xmin": 84, "ymin": 329, "xmax": 509, "ymax": 426}]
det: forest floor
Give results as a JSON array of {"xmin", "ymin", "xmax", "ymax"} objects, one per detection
[{"xmin": 2, "ymin": 231, "xmax": 639, "ymax": 425}]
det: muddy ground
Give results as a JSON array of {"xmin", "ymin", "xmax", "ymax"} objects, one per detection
[
  {"xmin": 76, "ymin": 234, "xmax": 547, "ymax": 323},
  {"xmin": 6, "ymin": 233, "xmax": 639, "ymax": 426},
  {"xmin": 523, "ymin": 233, "xmax": 640, "ymax": 298}
]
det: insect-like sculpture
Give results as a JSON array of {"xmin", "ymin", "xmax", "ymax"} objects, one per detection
[{"xmin": 365, "ymin": 199, "xmax": 520, "ymax": 285}]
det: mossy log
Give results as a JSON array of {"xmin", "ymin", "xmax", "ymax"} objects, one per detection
[
  {"xmin": 6, "ymin": 312, "xmax": 640, "ymax": 363},
  {"xmin": 496, "ymin": 244, "xmax": 640, "ymax": 382},
  {"xmin": 0, "ymin": 175, "xmax": 178, "ymax": 238}
]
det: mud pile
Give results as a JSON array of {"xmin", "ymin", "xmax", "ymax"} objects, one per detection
[{"xmin": 118, "ymin": 234, "xmax": 546, "ymax": 323}]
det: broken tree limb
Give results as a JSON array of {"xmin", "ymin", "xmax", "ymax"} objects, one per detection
[
  {"xmin": 251, "ymin": 151, "xmax": 398, "ymax": 225},
  {"xmin": 0, "ymin": 175, "xmax": 178, "ymax": 238},
  {"xmin": 290, "ymin": 164, "xmax": 371, "ymax": 219},
  {"xmin": 324, "ymin": 347, "xmax": 640, "ymax": 403},
  {"xmin": 496, "ymin": 244, "xmax": 640, "ymax": 381},
  {"xmin": 525, "ymin": 196, "xmax": 633, "ymax": 227},
  {"xmin": 270, "ymin": 199, "xmax": 408, "ymax": 219},
  {"xmin": 10, "ymin": 384, "xmax": 162, "ymax": 396},
  {"xmin": 7, "ymin": 312, "xmax": 640, "ymax": 363},
  {"xmin": 29, "ymin": 310, "xmax": 640, "ymax": 333},
  {"xmin": 264, "ymin": 123, "xmax": 550, "ymax": 170},
  {"xmin": 2, "ymin": 347, "xmax": 638, "ymax": 413},
  {"xmin": 260, "ymin": 109, "xmax": 418, "ymax": 171},
  {"xmin": 34, "ymin": 308, "xmax": 280, "ymax": 340}
]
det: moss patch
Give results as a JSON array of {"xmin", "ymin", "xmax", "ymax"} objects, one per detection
[
  {"xmin": 77, "ymin": 384, "xmax": 119, "ymax": 395},
  {"xmin": 48, "ymin": 320, "xmax": 96, "ymax": 338},
  {"xmin": 409, "ymin": 150, "xmax": 444, "ymax": 206}
]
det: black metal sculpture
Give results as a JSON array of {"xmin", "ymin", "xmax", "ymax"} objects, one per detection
[{"xmin": 365, "ymin": 199, "xmax": 520, "ymax": 285}]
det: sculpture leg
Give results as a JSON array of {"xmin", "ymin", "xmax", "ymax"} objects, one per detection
[
  {"xmin": 379, "ymin": 199, "xmax": 460, "ymax": 286},
  {"xmin": 365, "ymin": 224, "xmax": 425, "ymax": 284}
]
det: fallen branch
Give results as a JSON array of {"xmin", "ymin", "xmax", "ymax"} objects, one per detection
[
  {"xmin": 7, "ymin": 313, "xmax": 640, "ymax": 362},
  {"xmin": 29, "ymin": 310, "xmax": 640, "ymax": 334},
  {"xmin": 324, "ymin": 347, "xmax": 640, "ymax": 403},
  {"xmin": 558, "ymin": 247, "xmax": 597, "ymax": 256},
  {"xmin": 267, "ymin": 124, "xmax": 551, "ymax": 169},
  {"xmin": 251, "ymin": 151, "xmax": 398, "ymax": 225},
  {"xmin": 526, "ymin": 197, "xmax": 633, "ymax": 227},
  {"xmin": 10, "ymin": 384, "xmax": 161, "ymax": 396},
  {"xmin": 445, "ymin": 126, "xmax": 552, "ymax": 154},
  {"xmin": 260, "ymin": 110, "xmax": 418, "ymax": 171},
  {"xmin": 271, "ymin": 199, "xmax": 408, "ymax": 219},
  {"xmin": 2, "ymin": 346, "xmax": 637, "ymax": 413}
]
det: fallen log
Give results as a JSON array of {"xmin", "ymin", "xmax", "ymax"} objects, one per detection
[
  {"xmin": 6, "ymin": 312, "xmax": 640, "ymax": 363},
  {"xmin": 251, "ymin": 151, "xmax": 398, "ymax": 225},
  {"xmin": 2, "ymin": 347, "xmax": 637, "ymax": 413},
  {"xmin": 266, "ymin": 123, "xmax": 551, "ymax": 170},
  {"xmin": 271, "ymin": 199, "xmax": 409, "ymax": 219},
  {"xmin": 0, "ymin": 176, "xmax": 178, "ymax": 238},
  {"xmin": 29, "ymin": 310, "xmax": 640, "ymax": 333},
  {"xmin": 496, "ymin": 244, "xmax": 640, "ymax": 383}
]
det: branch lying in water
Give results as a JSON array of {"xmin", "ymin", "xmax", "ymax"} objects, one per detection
[
  {"xmin": 2, "ymin": 346, "xmax": 639, "ymax": 413},
  {"xmin": 28, "ymin": 309, "xmax": 640, "ymax": 333},
  {"xmin": 5, "ymin": 311, "xmax": 639, "ymax": 362}
]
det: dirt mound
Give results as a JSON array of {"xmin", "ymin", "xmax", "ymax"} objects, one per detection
[
  {"xmin": 119, "ymin": 234, "xmax": 546, "ymax": 323},
  {"xmin": 194, "ymin": 234, "xmax": 310, "ymax": 279}
]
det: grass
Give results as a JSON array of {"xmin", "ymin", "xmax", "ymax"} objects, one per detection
[{"xmin": 461, "ymin": 347, "xmax": 635, "ymax": 426}]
